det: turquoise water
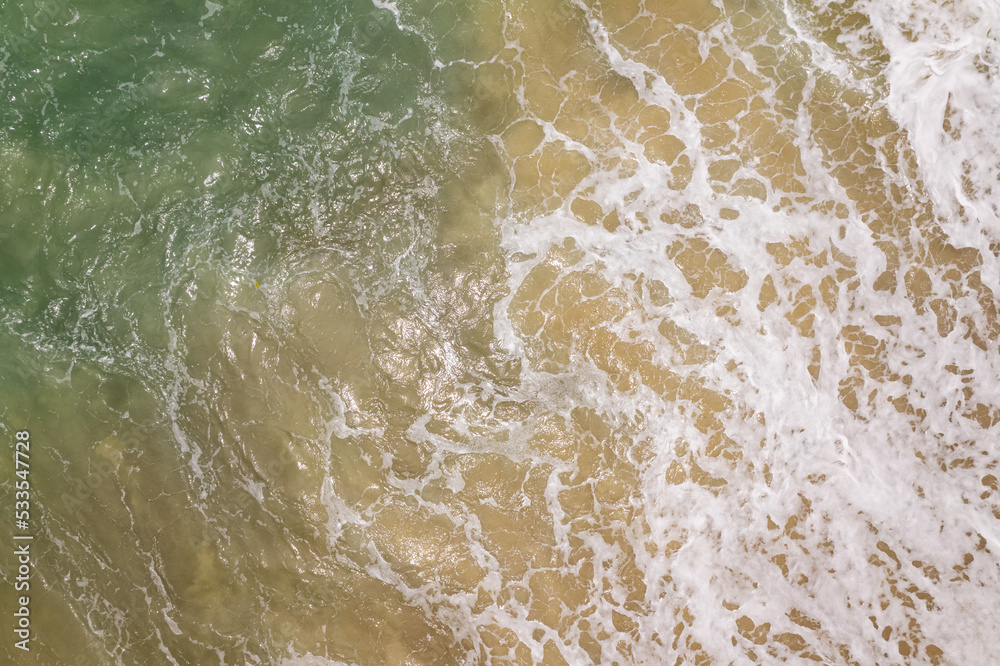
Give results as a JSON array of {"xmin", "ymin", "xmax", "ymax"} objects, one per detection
[{"xmin": 4, "ymin": 0, "xmax": 1000, "ymax": 663}]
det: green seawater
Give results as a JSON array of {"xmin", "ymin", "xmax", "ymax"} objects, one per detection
[
  {"xmin": 1, "ymin": 1, "xmax": 504, "ymax": 663},
  {"xmin": 5, "ymin": 0, "xmax": 1000, "ymax": 663}
]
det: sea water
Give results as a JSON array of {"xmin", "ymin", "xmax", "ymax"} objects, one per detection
[{"xmin": 1, "ymin": 0, "xmax": 998, "ymax": 663}]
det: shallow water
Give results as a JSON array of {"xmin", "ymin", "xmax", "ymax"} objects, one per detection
[{"xmin": 1, "ymin": 0, "xmax": 999, "ymax": 664}]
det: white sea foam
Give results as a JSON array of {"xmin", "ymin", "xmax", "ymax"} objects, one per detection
[
  {"xmin": 24, "ymin": 0, "xmax": 998, "ymax": 661},
  {"xmin": 309, "ymin": 0, "xmax": 1000, "ymax": 663},
  {"xmin": 871, "ymin": 0, "xmax": 1000, "ymax": 251}
]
